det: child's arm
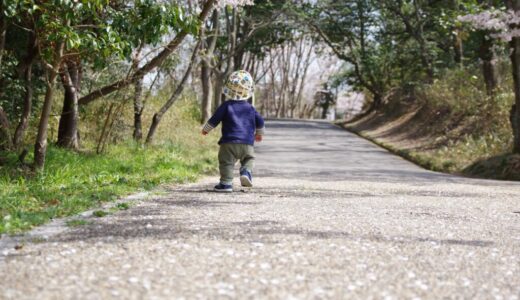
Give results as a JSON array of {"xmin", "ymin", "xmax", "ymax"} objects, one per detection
[
  {"xmin": 201, "ymin": 103, "xmax": 227, "ymax": 135},
  {"xmin": 254, "ymin": 110, "xmax": 265, "ymax": 142}
]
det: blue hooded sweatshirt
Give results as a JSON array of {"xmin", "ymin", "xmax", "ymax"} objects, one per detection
[{"xmin": 203, "ymin": 100, "xmax": 265, "ymax": 145}]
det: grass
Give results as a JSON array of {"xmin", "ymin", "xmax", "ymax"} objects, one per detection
[
  {"xmin": 0, "ymin": 141, "xmax": 216, "ymax": 234},
  {"xmin": 92, "ymin": 210, "xmax": 110, "ymax": 218},
  {"xmin": 0, "ymin": 97, "xmax": 219, "ymax": 234},
  {"xmin": 66, "ymin": 219, "xmax": 91, "ymax": 227}
]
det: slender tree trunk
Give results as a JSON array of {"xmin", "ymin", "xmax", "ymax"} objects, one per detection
[
  {"xmin": 201, "ymin": 62, "xmax": 213, "ymax": 123},
  {"xmin": 510, "ymin": 104, "xmax": 518, "ymax": 152},
  {"xmin": 13, "ymin": 63, "xmax": 33, "ymax": 148},
  {"xmin": 0, "ymin": 10, "xmax": 6, "ymax": 100},
  {"xmin": 412, "ymin": 1, "xmax": 434, "ymax": 81},
  {"xmin": 146, "ymin": 42, "xmax": 200, "ymax": 144},
  {"xmin": 234, "ymin": 48, "xmax": 245, "ymax": 71},
  {"xmin": 200, "ymin": 10, "xmax": 219, "ymax": 123},
  {"xmin": 479, "ymin": 33, "xmax": 498, "ymax": 96},
  {"xmin": 0, "ymin": 106, "xmax": 11, "ymax": 151},
  {"xmin": 454, "ymin": 29, "xmax": 464, "ymax": 67},
  {"xmin": 212, "ymin": 8, "xmax": 237, "ymax": 108},
  {"xmin": 96, "ymin": 103, "xmax": 115, "ymax": 154},
  {"xmin": 214, "ymin": 74, "xmax": 225, "ymax": 106},
  {"xmin": 57, "ymin": 61, "xmax": 81, "ymax": 149},
  {"xmin": 0, "ymin": 9, "xmax": 6, "ymax": 69},
  {"xmin": 133, "ymin": 76, "xmax": 144, "ymax": 141},
  {"xmin": 510, "ymin": 36, "xmax": 520, "ymax": 153},
  {"xmin": 507, "ymin": 0, "xmax": 520, "ymax": 153},
  {"xmin": 34, "ymin": 73, "xmax": 59, "ymax": 168},
  {"xmin": 34, "ymin": 42, "xmax": 64, "ymax": 170},
  {"xmin": 13, "ymin": 33, "xmax": 37, "ymax": 149},
  {"xmin": 360, "ymin": 92, "xmax": 383, "ymax": 117}
]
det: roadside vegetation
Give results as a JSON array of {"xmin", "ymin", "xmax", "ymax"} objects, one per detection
[
  {"xmin": 344, "ymin": 65, "xmax": 520, "ymax": 180},
  {"xmin": 314, "ymin": 1, "xmax": 520, "ymax": 181},
  {"xmin": 1, "ymin": 97, "xmax": 218, "ymax": 234}
]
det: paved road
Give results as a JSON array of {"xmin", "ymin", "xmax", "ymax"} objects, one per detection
[{"xmin": 1, "ymin": 120, "xmax": 520, "ymax": 299}]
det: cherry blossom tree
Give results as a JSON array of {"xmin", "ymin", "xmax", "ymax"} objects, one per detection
[{"xmin": 459, "ymin": 2, "xmax": 520, "ymax": 153}]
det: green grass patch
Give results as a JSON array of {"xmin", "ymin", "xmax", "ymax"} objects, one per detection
[
  {"xmin": 115, "ymin": 202, "xmax": 130, "ymax": 210},
  {"xmin": 0, "ymin": 140, "xmax": 217, "ymax": 234},
  {"xmin": 66, "ymin": 219, "xmax": 91, "ymax": 227},
  {"xmin": 92, "ymin": 210, "xmax": 110, "ymax": 218}
]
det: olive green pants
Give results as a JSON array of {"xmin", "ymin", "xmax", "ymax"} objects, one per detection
[{"xmin": 218, "ymin": 143, "xmax": 255, "ymax": 185}]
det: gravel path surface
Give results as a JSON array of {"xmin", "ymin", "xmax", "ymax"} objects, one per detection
[{"xmin": 1, "ymin": 120, "xmax": 520, "ymax": 299}]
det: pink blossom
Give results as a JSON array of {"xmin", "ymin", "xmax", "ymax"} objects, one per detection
[
  {"xmin": 458, "ymin": 9, "xmax": 520, "ymax": 41},
  {"xmin": 216, "ymin": 0, "xmax": 254, "ymax": 8}
]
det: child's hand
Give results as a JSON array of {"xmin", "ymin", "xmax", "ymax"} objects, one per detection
[
  {"xmin": 201, "ymin": 130, "xmax": 208, "ymax": 136},
  {"xmin": 255, "ymin": 134, "xmax": 263, "ymax": 142}
]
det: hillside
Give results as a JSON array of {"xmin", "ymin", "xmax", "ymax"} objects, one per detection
[{"xmin": 340, "ymin": 68, "xmax": 520, "ymax": 181}]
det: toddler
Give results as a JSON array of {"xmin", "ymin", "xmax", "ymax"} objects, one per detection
[{"xmin": 202, "ymin": 70, "xmax": 265, "ymax": 192}]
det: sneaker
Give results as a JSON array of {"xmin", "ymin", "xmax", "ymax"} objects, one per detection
[
  {"xmin": 214, "ymin": 183, "xmax": 233, "ymax": 193},
  {"xmin": 240, "ymin": 170, "xmax": 253, "ymax": 187}
]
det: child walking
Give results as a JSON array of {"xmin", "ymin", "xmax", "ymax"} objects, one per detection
[{"xmin": 201, "ymin": 70, "xmax": 265, "ymax": 192}]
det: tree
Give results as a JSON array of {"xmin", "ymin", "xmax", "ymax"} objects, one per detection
[
  {"xmin": 200, "ymin": 10, "xmax": 220, "ymax": 123},
  {"xmin": 505, "ymin": 0, "xmax": 520, "ymax": 153},
  {"xmin": 200, "ymin": 0, "xmax": 286, "ymax": 119},
  {"xmin": 454, "ymin": 0, "xmax": 503, "ymax": 96},
  {"xmin": 77, "ymin": 0, "xmax": 214, "ymax": 107},
  {"xmin": 306, "ymin": 0, "xmax": 393, "ymax": 113},
  {"xmin": 458, "ymin": 2, "xmax": 520, "ymax": 152},
  {"xmin": 13, "ymin": 30, "xmax": 38, "ymax": 149},
  {"xmin": 146, "ymin": 41, "xmax": 201, "ymax": 144},
  {"xmin": 56, "ymin": 1, "xmax": 203, "ymax": 147}
]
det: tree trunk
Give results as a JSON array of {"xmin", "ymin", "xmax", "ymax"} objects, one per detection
[
  {"xmin": 201, "ymin": 62, "xmax": 213, "ymax": 123},
  {"xmin": 360, "ymin": 93, "xmax": 383, "ymax": 117},
  {"xmin": 0, "ymin": 9, "xmax": 6, "ymax": 100},
  {"xmin": 0, "ymin": 106, "xmax": 11, "ymax": 151},
  {"xmin": 510, "ymin": 37, "xmax": 520, "ymax": 153},
  {"xmin": 510, "ymin": 104, "xmax": 518, "ymax": 151},
  {"xmin": 34, "ymin": 73, "xmax": 59, "ymax": 169},
  {"xmin": 34, "ymin": 41, "xmax": 64, "ymax": 170},
  {"xmin": 13, "ymin": 33, "xmax": 37, "ymax": 149},
  {"xmin": 479, "ymin": 33, "xmax": 498, "ymax": 96},
  {"xmin": 0, "ymin": 8, "xmax": 6, "ymax": 69},
  {"xmin": 57, "ymin": 61, "xmax": 81, "ymax": 149},
  {"xmin": 13, "ymin": 63, "xmax": 33, "ymax": 148},
  {"xmin": 146, "ymin": 41, "xmax": 200, "ymax": 144},
  {"xmin": 200, "ymin": 10, "xmax": 219, "ymax": 123},
  {"xmin": 507, "ymin": 0, "xmax": 520, "ymax": 153},
  {"xmin": 133, "ymin": 76, "xmax": 144, "ymax": 141},
  {"xmin": 211, "ymin": 8, "xmax": 237, "ymax": 108},
  {"xmin": 213, "ymin": 74, "xmax": 225, "ymax": 107},
  {"xmin": 454, "ymin": 29, "xmax": 464, "ymax": 67}
]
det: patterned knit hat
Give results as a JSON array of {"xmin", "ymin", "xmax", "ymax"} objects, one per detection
[{"xmin": 223, "ymin": 70, "xmax": 254, "ymax": 100}]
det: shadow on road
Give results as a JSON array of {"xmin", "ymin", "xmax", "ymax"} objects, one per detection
[
  {"xmin": 48, "ymin": 191, "xmax": 494, "ymax": 249},
  {"xmin": 256, "ymin": 120, "xmax": 520, "ymax": 187}
]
